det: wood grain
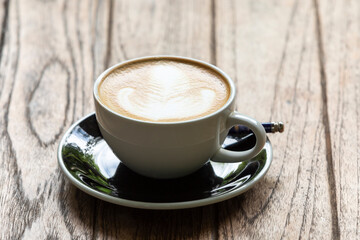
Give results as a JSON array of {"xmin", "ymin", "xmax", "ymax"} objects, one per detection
[
  {"xmin": 0, "ymin": 0, "xmax": 106, "ymax": 239},
  {"xmin": 215, "ymin": 0, "xmax": 333, "ymax": 239},
  {"xmin": 317, "ymin": 0, "xmax": 360, "ymax": 238},
  {"xmin": 0, "ymin": 0, "xmax": 358, "ymax": 239}
]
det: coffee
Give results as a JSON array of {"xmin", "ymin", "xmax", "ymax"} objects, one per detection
[{"xmin": 98, "ymin": 58, "xmax": 230, "ymax": 122}]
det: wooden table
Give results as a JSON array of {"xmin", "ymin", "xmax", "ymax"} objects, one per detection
[{"xmin": 0, "ymin": 0, "xmax": 358, "ymax": 239}]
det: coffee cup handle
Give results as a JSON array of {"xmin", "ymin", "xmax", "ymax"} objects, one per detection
[{"xmin": 211, "ymin": 112, "xmax": 267, "ymax": 162}]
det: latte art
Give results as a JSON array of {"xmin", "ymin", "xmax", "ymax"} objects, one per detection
[
  {"xmin": 117, "ymin": 65, "xmax": 217, "ymax": 121},
  {"xmin": 98, "ymin": 59, "xmax": 230, "ymax": 122}
]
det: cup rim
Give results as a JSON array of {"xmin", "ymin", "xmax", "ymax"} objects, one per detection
[{"xmin": 93, "ymin": 55, "xmax": 236, "ymax": 125}]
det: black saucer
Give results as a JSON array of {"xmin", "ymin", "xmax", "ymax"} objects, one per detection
[{"xmin": 58, "ymin": 113, "xmax": 272, "ymax": 209}]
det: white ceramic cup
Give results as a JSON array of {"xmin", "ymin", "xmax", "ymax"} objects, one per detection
[{"xmin": 94, "ymin": 56, "xmax": 266, "ymax": 179}]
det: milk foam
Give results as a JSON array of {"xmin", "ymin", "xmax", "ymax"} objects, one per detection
[{"xmin": 98, "ymin": 59, "xmax": 230, "ymax": 122}]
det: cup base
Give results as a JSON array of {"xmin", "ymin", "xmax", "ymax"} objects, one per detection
[{"xmin": 98, "ymin": 123, "xmax": 214, "ymax": 179}]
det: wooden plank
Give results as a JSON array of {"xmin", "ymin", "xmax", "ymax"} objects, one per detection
[
  {"xmin": 93, "ymin": 1, "xmax": 216, "ymax": 239},
  {"xmin": 106, "ymin": 0, "xmax": 213, "ymax": 65},
  {"xmin": 316, "ymin": 0, "xmax": 360, "ymax": 238},
  {"xmin": 0, "ymin": 0, "xmax": 110, "ymax": 239},
  {"xmin": 215, "ymin": 0, "xmax": 333, "ymax": 239}
]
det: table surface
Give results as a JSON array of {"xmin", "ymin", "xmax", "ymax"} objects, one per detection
[{"xmin": 0, "ymin": 0, "xmax": 358, "ymax": 239}]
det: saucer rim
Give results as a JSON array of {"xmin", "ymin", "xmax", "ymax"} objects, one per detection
[{"xmin": 58, "ymin": 112, "xmax": 273, "ymax": 210}]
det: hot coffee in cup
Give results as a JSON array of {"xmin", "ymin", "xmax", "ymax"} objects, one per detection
[
  {"xmin": 94, "ymin": 56, "xmax": 266, "ymax": 179},
  {"xmin": 98, "ymin": 59, "xmax": 230, "ymax": 122}
]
